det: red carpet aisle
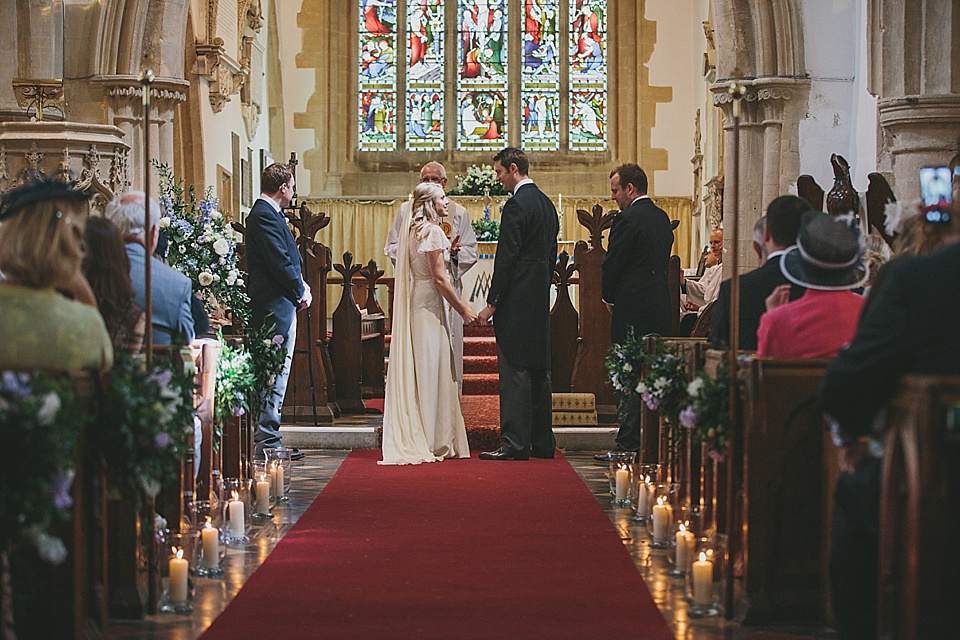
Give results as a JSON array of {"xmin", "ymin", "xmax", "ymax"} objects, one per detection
[{"xmin": 201, "ymin": 450, "xmax": 674, "ymax": 639}]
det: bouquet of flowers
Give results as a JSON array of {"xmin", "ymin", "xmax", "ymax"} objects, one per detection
[
  {"xmin": 94, "ymin": 352, "xmax": 197, "ymax": 504},
  {"xmin": 214, "ymin": 335, "xmax": 255, "ymax": 447},
  {"xmin": 448, "ymin": 164, "xmax": 507, "ymax": 196},
  {"xmin": 471, "ymin": 203, "xmax": 501, "ymax": 241},
  {"xmin": 154, "ymin": 161, "xmax": 251, "ymax": 326},
  {"xmin": 636, "ymin": 344, "xmax": 689, "ymax": 427},
  {"xmin": 680, "ymin": 360, "xmax": 731, "ymax": 458},
  {"xmin": 245, "ymin": 323, "xmax": 290, "ymax": 422},
  {"xmin": 0, "ymin": 371, "xmax": 83, "ymax": 564},
  {"xmin": 606, "ymin": 328, "xmax": 647, "ymax": 418}
]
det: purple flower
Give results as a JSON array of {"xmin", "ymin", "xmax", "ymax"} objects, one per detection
[
  {"xmin": 154, "ymin": 432, "xmax": 171, "ymax": 448},
  {"xmin": 641, "ymin": 390, "xmax": 658, "ymax": 411},
  {"xmin": 1, "ymin": 370, "xmax": 32, "ymax": 397},
  {"xmin": 708, "ymin": 450, "xmax": 726, "ymax": 462},
  {"xmin": 679, "ymin": 407, "xmax": 697, "ymax": 429},
  {"xmin": 147, "ymin": 369, "xmax": 172, "ymax": 389},
  {"xmin": 272, "ymin": 335, "xmax": 285, "ymax": 346},
  {"xmin": 51, "ymin": 470, "xmax": 73, "ymax": 510}
]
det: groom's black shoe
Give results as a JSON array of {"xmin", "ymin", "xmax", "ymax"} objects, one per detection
[{"xmin": 479, "ymin": 448, "xmax": 529, "ymax": 461}]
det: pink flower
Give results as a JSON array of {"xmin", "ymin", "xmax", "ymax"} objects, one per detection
[{"xmin": 271, "ymin": 335, "xmax": 285, "ymax": 346}]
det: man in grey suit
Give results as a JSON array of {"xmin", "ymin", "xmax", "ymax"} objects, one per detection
[
  {"xmin": 106, "ymin": 192, "xmax": 195, "ymax": 345},
  {"xmin": 477, "ymin": 147, "xmax": 559, "ymax": 460}
]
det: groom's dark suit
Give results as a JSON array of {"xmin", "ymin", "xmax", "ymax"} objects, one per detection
[{"xmin": 487, "ymin": 182, "xmax": 559, "ymax": 457}]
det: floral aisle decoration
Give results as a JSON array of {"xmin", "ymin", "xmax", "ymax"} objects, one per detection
[
  {"xmin": 94, "ymin": 353, "xmax": 197, "ymax": 504},
  {"xmin": 213, "ymin": 336, "xmax": 254, "ymax": 449},
  {"xmin": 246, "ymin": 323, "xmax": 290, "ymax": 420},
  {"xmin": 153, "ymin": 161, "xmax": 251, "ymax": 326},
  {"xmin": 637, "ymin": 343, "xmax": 690, "ymax": 428},
  {"xmin": 471, "ymin": 203, "xmax": 501, "ymax": 241},
  {"xmin": 605, "ymin": 328, "xmax": 647, "ymax": 419},
  {"xmin": 448, "ymin": 164, "xmax": 507, "ymax": 196},
  {"xmin": 680, "ymin": 360, "xmax": 731, "ymax": 459},
  {"xmin": 0, "ymin": 371, "xmax": 83, "ymax": 564}
]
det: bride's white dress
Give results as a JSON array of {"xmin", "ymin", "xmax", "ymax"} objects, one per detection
[{"xmin": 380, "ymin": 222, "xmax": 470, "ymax": 465}]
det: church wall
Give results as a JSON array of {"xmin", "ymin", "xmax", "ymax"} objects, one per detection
[
  {"xmin": 797, "ymin": 0, "xmax": 877, "ymax": 195},
  {"xmin": 276, "ymin": 0, "xmax": 315, "ymax": 195}
]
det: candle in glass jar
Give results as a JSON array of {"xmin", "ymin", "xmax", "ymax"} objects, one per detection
[
  {"xmin": 228, "ymin": 491, "xmax": 245, "ymax": 538},
  {"xmin": 169, "ymin": 547, "xmax": 189, "ymax": 602},
  {"xmin": 652, "ymin": 496, "xmax": 672, "ymax": 542},
  {"xmin": 201, "ymin": 518, "xmax": 219, "ymax": 569},
  {"xmin": 637, "ymin": 476, "xmax": 651, "ymax": 515},
  {"xmin": 256, "ymin": 476, "xmax": 271, "ymax": 514},
  {"xmin": 675, "ymin": 524, "xmax": 695, "ymax": 572},
  {"xmin": 615, "ymin": 465, "xmax": 629, "ymax": 501},
  {"xmin": 271, "ymin": 462, "xmax": 284, "ymax": 497},
  {"xmin": 692, "ymin": 551, "xmax": 713, "ymax": 605}
]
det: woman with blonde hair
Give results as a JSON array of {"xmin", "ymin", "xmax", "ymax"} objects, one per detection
[
  {"xmin": 381, "ymin": 182, "xmax": 477, "ymax": 464},
  {"xmin": 0, "ymin": 179, "xmax": 113, "ymax": 371}
]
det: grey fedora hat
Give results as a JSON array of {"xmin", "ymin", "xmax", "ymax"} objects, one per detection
[{"xmin": 779, "ymin": 211, "xmax": 868, "ymax": 291}]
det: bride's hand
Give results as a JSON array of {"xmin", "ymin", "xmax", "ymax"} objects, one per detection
[{"xmin": 461, "ymin": 308, "xmax": 479, "ymax": 325}]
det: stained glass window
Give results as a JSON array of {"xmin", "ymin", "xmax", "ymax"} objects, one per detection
[
  {"xmin": 406, "ymin": 0, "xmax": 445, "ymax": 150},
  {"xmin": 457, "ymin": 0, "xmax": 508, "ymax": 150},
  {"xmin": 522, "ymin": 0, "xmax": 560, "ymax": 151},
  {"xmin": 358, "ymin": 0, "xmax": 398, "ymax": 150},
  {"xmin": 569, "ymin": 0, "xmax": 606, "ymax": 150}
]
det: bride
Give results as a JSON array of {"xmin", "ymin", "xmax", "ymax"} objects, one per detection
[{"xmin": 381, "ymin": 183, "xmax": 478, "ymax": 465}]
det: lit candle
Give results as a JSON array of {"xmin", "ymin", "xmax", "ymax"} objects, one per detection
[
  {"xmin": 615, "ymin": 465, "xmax": 629, "ymax": 501},
  {"xmin": 692, "ymin": 551, "xmax": 713, "ymax": 605},
  {"xmin": 675, "ymin": 523, "xmax": 695, "ymax": 572},
  {"xmin": 201, "ymin": 518, "xmax": 219, "ymax": 569},
  {"xmin": 256, "ymin": 475, "xmax": 271, "ymax": 514},
  {"xmin": 652, "ymin": 496, "xmax": 672, "ymax": 542},
  {"xmin": 228, "ymin": 491, "xmax": 245, "ymax": 539},
  {"xmin": 636, "ymin": 476, "xmax": 651, "ymax": 515},
  {"xmin": 169, "ymin": 547, "xmax": 189, "ymax": 603},
  {"xmin": 271, "ymin": 461, "xmax": 285, "ymax": 498}
]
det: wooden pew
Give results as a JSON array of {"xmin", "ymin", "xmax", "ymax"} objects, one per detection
[
  {"xmin": 737, "ymin": 357, "xmax": 835, "ymax": 625},
  {"xmin": 193, "ymin": 339, "xmax": 222, "ymax": 502},
  {"xmin": 551, "ymin": 251, "xmax": 579, "ymax": 393},
  {"xmin": 331, "ymin": 253, "xmax": 367, "ymax": 413},
  {"xmin": 359, "ymin": 260, "xmax": 386, "ymax": 398},
  {"xmin": 878, "ymin": 375, "xmax": 960, "ymax": 640}
]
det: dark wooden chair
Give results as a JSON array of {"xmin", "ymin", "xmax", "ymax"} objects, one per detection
[
  {"xmin": 690, "ymin": 300, "xmax": 716, "ymax": 338},
  {"xmin": 550, "ymin": 251, "xmax": 579, "ymax": 394}
]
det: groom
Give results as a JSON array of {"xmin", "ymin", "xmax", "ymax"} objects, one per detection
[{"xmin": 477, "ymin": 147, "xmax": 559, "ymax": 461}]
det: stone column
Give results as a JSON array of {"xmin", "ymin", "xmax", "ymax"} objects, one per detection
[
  {"xmin": 712, "ymin": 77, "xmax": 810, "ymax": 273},
  {"xmin": 874, "ymin": 0, "xmax": 960, "ymax": 200}
]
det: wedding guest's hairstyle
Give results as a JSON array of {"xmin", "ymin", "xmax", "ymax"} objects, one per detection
[
  {"xmin": 493, "ymin": 147, "xmax": 529, "ymax": 175},
  {"xmin": 261, "ymin": 163, "xmax": 293, "ymax": 195},
  {"xmin": 83, "ymin": 216, "xmax": 136, "ymax": 332},
  {"xmin": 765, "ymin": 195, "xmax": 808, "ymax": 247},
  {"xmin": 0, "ymin": 197, "xmax": 87, "ymax": 289},
  {"xmin": 610, "ymin": 163, "xmax": 648, "ymax": 195},
  {"xmin": 410, "ymin": 182, "xmax": 446, "ymax": 242},
  {"xmin": 105, "ymin": 192, "xmax": 161, "ymax": 237}
]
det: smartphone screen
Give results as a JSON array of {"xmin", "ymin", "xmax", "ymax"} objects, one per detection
[{"xmin": 919, "ymin": 166, "xmax": 952, "ymax": 207}]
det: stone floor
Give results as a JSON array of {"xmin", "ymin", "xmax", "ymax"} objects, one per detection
[{"xmin": 104, "ymin": 448, "xmax": 836, "ymax": 639}]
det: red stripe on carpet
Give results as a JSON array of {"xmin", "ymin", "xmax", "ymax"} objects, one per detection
[{"xmin": 200, "ymin": 451, "xmax": 674, "ymax": 640}]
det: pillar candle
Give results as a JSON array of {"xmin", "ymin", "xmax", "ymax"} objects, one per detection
[
  {"xmin": 615, "ymin": 466, "xmax": 629, "ymax": 501},
  {"xmin": 169, "ymin": 548, "xmax": 189, "ymax": 602},
  {"xmin": 272, "ymin": 463, "xmax": 285, "ymax": 497},
  {"xmin": 692, "ymin": 552, "xmax": 713, "ymax": 605},
  {"xmin": 201, "ymin": 520, "xmax": 219, "ymax": 569},
  {"xmin": 652, "ymin": 497, "xmax": 672, "ymax": 542},
  {"xmin": 228, "ymin": 493, "xmax": 245, "ymax": 538},
  {"xmin": 256, "ymin": 477, "xmax": 271, "ymax": 514},
  {"xmin": 637, "ymin": 478, "xmax": 651, "ymax": 515},
  {"xmin": 675, "ymin": 525, "xmax": 695, "ymax": 572}
]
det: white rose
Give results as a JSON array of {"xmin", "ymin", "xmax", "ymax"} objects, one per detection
[
  {"xmin": 653, "ymin": 376, "xmax": 668, "ymax": 391},
  {"xmin": 212, "ymin": 211, "xmax": 223, "ymax": 220},
  {"xmin": 198, "ymin": 272, "xmax": 214, "ymax": 286},
  {"xmin": 37, "ymin": 392, "xmax": 61, "ymax": 425},
  {"xmin": 213, "ymin": 273, "xmax": 221, "ymax": 281},
  {"xmin": 635, "ymin": 382, "xmax": 647, "ymax": 395},
  {"xmin": 226, "ymin": 272, "xmax": 237, "ymax": 286},
  {"xmin": 686, "ymin": 378, "xmax": 704, "ymax": 397},
  {"xmin": 237, "ymin": 278, "xmax": 245, "ymax": 287},
  {"xmin": 158, "ymin": 216, "xmax": 171, "ymax": 229},
  {"xmin": 623, "ymin": 362, "xmax": 633, "ymax": 372},
  {"xmin": 30, "ymin": 530, "xmax": 68, "ymax": 565},
  {"xmin": 213, "ymin": 237, "xmax": 230, "ymax": 256}
]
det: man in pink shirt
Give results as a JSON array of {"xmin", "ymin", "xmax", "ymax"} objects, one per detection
[{"xmin": 757, "ymin": 212, "xmax": 867, "ymax": 358}]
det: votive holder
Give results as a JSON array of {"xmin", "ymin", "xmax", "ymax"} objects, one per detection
[
  {"xmin": 220, "ymin": 477, "xmax": 252, "ymax": 543},
  {"xmin": 193, "ymin": 516, "xmax": 225, "ymax": 578},
  {"xmin": 645, "ymin": 482, "xmax": 680, "ymax": 549},
  {"xmin": 607, "ymin": 451, "xmax": 636, "ymax": 506},
  {"xmin": 631, "ymin": 463, "xmax": 663, "ymax": 522},
  {"xmin": 265, "ymin": 447, "xmax": 293, "ymax": 503},
  {"xmin": 159, "ymin": 530, "xmax": 196, "ymax": 613},
  {"xmin": 252, "ymin": 471, "xmax": 273, "ymax": 519},
  {"xmin": 685, "ymin": 533, "xmax": 727, "ymax": 618}
]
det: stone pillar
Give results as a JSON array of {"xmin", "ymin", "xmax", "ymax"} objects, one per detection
[
  {"xmin": 712, "ymin": 77, "xmax": 810, "ymax": 274},
  {"xmin": 874, "ymin": 0, "xmax": 960, "ymax": 200}
]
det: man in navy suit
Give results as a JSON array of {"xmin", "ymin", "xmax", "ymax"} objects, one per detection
[
  {"xmin": 709, "ymin": 194, "xmax": 808, "ymax": 350},
  {"xmin": 477, "ymin": 147, "xmax": 559, "ymax": 460},
  {"xmin": 106, "ymin": 192, "xmax": 195, "ymax": 346},
  {"xmin": 246, "ymin": 163, "xmax": 311, "ymax": 457},
  {"xmin": 595, "ymin": 164, "xmax": 674, "ymax": 460}
]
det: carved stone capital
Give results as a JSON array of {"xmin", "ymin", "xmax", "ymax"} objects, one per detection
[
  {"xmin": 877, "ymin": 94, "xmax": 960, "ymax": 130},
  {"xmin": 711, "ymin": 77, "xmax": 810, "ymax": 124},
  {"xmin": 95, "ymin": 75, "xmax": 189, "ymax": 117},
  {"xmin": 195, "ymin": 42, "xmax": 248, "ymax": 113}
]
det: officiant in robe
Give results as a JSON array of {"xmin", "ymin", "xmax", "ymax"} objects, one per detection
[{"xmin": 385, "ymin": 162, "xmax": 478, "ymax": 389}]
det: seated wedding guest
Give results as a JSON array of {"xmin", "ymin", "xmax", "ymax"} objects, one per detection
[
  {"xmin": 820, "ymin": 201, "xmax": 960, "ymax": 640},
  {"xmin": 0, "ymin": 179, "xmax": 113, "ymax": 371},
  {"xmin": 757, "ymin": 212, "xmax": 866, "ymax": 358},
  {"xmin": 710, "ymin": 195, "xmax": 808, "ymax": 350},
  {"xmin": 106, "ymin": 192, "xmax": 195, "ymax": 345},
  {"xmin": 681, "ymin": 228, "xmax": 723, "ymax": 311},
  {"xmin": 82, "ymin": 215, "xmax": 145, "ymax": 353}
]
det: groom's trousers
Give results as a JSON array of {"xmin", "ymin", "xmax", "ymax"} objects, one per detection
[{"xmin": 497, "ymin": 345, "xmax": 555, "ymax": 454}]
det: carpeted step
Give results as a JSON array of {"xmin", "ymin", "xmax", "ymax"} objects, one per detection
[
  {"xmin": 464, "ymin": 336, "xmax": 497, "ymax": 357},
  {"xmin": 464, "ymin": 355, "xmax": 499, "ymax": 374},
  {"xmin": 463, "ymin": 323, "xmax": 495, "ymax": 337},
  {"xmin": 463, "ymin": 373, "xmax": 500, "ymax": 395}
]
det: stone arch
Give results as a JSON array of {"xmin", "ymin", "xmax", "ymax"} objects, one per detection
[{"xmin": 711, "ymin": 0, "xmax": 805, "ymax": 80}]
